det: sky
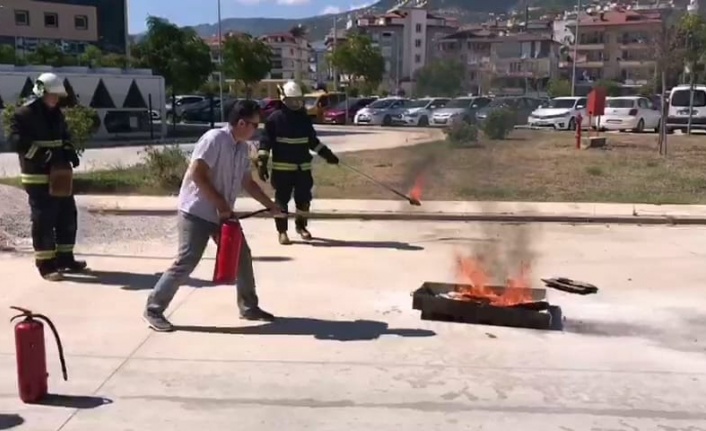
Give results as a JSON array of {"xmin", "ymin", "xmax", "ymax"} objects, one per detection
[{"xmin": 128, "ymin": 0, "xmax": 374, "ymax": 33}]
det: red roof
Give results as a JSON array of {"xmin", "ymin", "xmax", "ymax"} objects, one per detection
[{"xmin": 579, "ymin": 10, "xmax": 661, "ymax": 27}]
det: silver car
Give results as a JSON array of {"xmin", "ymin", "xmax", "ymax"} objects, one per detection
[
  {"xmin": 354, "ymin": 97, "xmax": 409, "ymax": 126},
  {"xmin": 431, "ymin": 96, "xmax": 492, "ymax": 126}
]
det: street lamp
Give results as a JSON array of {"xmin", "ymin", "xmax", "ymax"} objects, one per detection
[
  {"xmin": 217, "ymin": 0, "xmax": 225, "ymax": 122},
  {"xmin": 570, "ymin": 0, "xmax": 581, "ymax": 97}
]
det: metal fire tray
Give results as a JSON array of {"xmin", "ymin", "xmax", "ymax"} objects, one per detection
[{"xmin": 412, "ymin": 282, "xmax": 563, "ymax": 331}]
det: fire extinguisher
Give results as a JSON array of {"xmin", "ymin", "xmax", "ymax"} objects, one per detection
[
  {"xmin": 10, "ymin": 306, "xmax": 68, "ymax": 404},
  {"xmin": 213, "ymin": 208, "xmax": 269, "ymax": 284}
]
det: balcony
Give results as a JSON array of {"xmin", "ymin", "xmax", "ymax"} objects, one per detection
[{"xmin": 493, "ymin": 58, "xmax": 553, "ymax": 77}]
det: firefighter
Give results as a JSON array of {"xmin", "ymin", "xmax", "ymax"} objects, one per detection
[
  {"xmin": 7, "ymin": 72, "xmax": 86, "ymax": 281},
  {"xmin": 257, "ymin": 81, "xmax": 339, "ymax": 245}
]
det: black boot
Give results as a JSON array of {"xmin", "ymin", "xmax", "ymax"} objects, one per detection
[
  {"xmin": 57, "ymin": 252, "xmax": 88, "ymax": 273},
  {"xmin": 37, "ymin": 259, "xmax": 63, "ymax": 282}
]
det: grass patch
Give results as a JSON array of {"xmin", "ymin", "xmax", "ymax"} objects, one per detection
[{"xmin": 3, "ymin": 130, "xmax": 706, "ymax": 204}]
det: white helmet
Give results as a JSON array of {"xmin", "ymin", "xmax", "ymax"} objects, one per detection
[
  {"xmin": 280, "ymin": 80, "xmax": 303, "ymax": 99},
  {"xmin": 33, "ymin": 72, "xmax": 67, "ymax": 98}
]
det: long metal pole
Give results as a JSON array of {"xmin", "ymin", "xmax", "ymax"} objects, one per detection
[
  {"xmin": 332, "ymin": 16, "xmax": 338, "ymax": 90},
  {"xmin": 571, "ymin": 0, "xmax": 581, "ymax": 97},
  {"xmin": 217, "ymin": 0, "xmax": 225, "ymax": 121}
]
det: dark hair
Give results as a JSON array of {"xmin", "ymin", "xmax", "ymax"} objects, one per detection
[{"xmin": 228, "ymin": 99, "xmax": 261, "ymax": 126}]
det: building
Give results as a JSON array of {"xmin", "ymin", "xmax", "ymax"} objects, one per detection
[
  {"xmin": 352, "ymin": 7, "xmax": 458, "ymax": 90},
  {"xmin": 259, "ymin": 33, "xmax": 314, "ymax": 83},
  {"xmin": 561, "ymin": 10, "xmax": 662, "ymax": 89},
  {"xmin": 438, "ymin": 29, "xmax": 562, "ymax": 95},
  {"xmin": 0, "ymin": 0, "xmax": 128, "ymax": 56},
  {"xmin": 0, "ymin": 65, "xmax": 165, "ymax": 147}
]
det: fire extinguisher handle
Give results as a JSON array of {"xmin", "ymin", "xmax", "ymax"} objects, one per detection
[
  {"xmin": 33, "ymin": 314, "xmax": 68, "ymax": 381},
  {"xmin": 9, "ymin": 306, "xmax": 32, "ymax": 315}
]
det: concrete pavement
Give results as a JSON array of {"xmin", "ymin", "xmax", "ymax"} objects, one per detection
[
  {"xmin": 1, "ymin": 219, "xmax": 706, "ymax": 430},
  {"xmin": 79, "ymin": 195, "xmax": 706, "ymax": 225},
  {"xmin": 0, "ymin": 125, "xmax": 442, "ymax": 178}
]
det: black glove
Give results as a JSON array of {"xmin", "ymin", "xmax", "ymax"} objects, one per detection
[
  {"xmin": 257, "ymin": 156, "xmax": 269, "ymax": 182},
  {"xmin": 64, "ymin": 147, "xmax": 80, "ymax": 168},
  {"xmin": 320, "ymin": 147, "xmax": 339, "ymax": 165}
]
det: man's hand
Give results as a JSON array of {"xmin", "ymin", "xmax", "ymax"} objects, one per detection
[
  {"xmin": 257, "ymin": 156, "xmax": 269, "ymax": 182},
  {"xmin": 320, "ymin": 147, "xmax": 339, "ymax": 165},
  {"xmin": 64, "ymin": 148, "xmax": 80, "ymax": 168},
  {"xmin": 268, "ymin": 203, "xmax": 286, "ymax": 218}
]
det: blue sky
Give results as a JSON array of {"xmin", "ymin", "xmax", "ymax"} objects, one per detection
[{"xmin": 128, "ymin": 0, "xmax": 373, "ymax": 33}]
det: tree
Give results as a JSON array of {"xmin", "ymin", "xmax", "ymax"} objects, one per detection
[
  {"xmin": 594, "ymin": 79, "xmax": 621, "ymax": 97},
  {"xmin": 0, "ymin": 45, "xmax": 16, "ymax": 65},
  {"xmin": 413, "ymin": 59, "xmax": 465, "ymax": 97},
  {"xmin": 546, "ymin": 78, "xmax": 572, "ymax": 97},
  {"xmin": 79, "ymin": 45, "xmax": 103, "ymax": 67},
  {"xmin": 328, "ymin": 34, "xmax": 385, "ymax": 90},
  {"xmin": 137, "ymin": 16, "xmax": 214, "ymax": 94},
  {"xmin": 26, "ymin": 43, "xmax": 68, "ymax": 66},
  {"xmin": 222, "ymin": 34, "xmax": 273, "ymax": 99}
]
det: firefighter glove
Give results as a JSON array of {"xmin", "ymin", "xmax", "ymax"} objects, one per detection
[
  {"xmin": 257, "ymin": 156, "xmax": 269, "ymax": 182},
  {"xmin": 64, "ymin": 148, "xmax": 80, "ymax": 168},
  {"xmin": 320, "ymin": 147, "xmax": 339, "ymax": 165}
]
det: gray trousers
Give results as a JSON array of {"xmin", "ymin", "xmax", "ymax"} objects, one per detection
[{"xmin": 146, "ymin": 211, "xmax": 259, "ymax": 314}]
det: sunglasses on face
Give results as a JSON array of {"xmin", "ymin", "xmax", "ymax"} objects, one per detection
[{"xmin": 241, "ymin": 120, "xmax": 259, "ymax": 128}]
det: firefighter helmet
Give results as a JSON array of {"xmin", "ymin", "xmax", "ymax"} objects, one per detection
[
  {"xmin": 278, "ymin": 80, "xmax": 304, "ymax": 110},
  {"xmin": 33, "ymin": 73, "xmax": 67, "ymax": 98}
]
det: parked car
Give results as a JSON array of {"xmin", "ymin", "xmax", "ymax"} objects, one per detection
[
  {"xmin": 165, "ymin": 95, "xmax": 206, "ymax": 122},
  {"xmin": 476, "ymin": 96, "xmax": 545, "ymax": 126},
  {"xmin": 259, "ymin": 98, "xmax": 283, "ymax": 122},
  {"xmin": 323, "ymin": 97, "xmax": 377, "ymax": 124},
  {"xmin": 593, "ymin": 96, "xmax": 661, "ymax": 132},
  {"xmin": 304, "ymin": 91, "xmax": 347, "ymax": 123},
  {"xmin": 393, "ymin": 97, "xmax": 449, "ymax": 126},
  {"xmin": 666, "ymin": 84, "xmax": 706, "ymax": 133},
  {"xmin": 181, "ymin": 98, "xmax": 239, "ymax": 123},
  {"xmin": 354, "ymin": 97, "xmax": 409, "ymax": 126},
  {"xmin": 431, "ymin": 96, "xmax": 491, "ymax": 126},
  {"xmin": 527, "ymin": 96, "xmax": 588, "ymax": 130}
]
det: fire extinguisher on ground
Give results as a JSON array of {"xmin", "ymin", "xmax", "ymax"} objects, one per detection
[{"xmin": 10, "ymin": 306, "xmax": 68, "ymax": 404}]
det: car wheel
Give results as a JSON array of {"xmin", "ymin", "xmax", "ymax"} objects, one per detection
[
  {"xmin": 653, "ymin": 120, "xmax": 661, "ymax": 133},
  {"xmin": 418, "ymin": 116, "xmax": 429, "ymax": 127},
  {"xmin": 568, "ymin": 117, "xmax": 576, "ymax": 131},
  {"xmin": 382, "ymin": 115, "xmax": 392, "ymax": 126},
  {"xmin": 633, "ymin": 119, "xmax": 645, "ymax": 133}
]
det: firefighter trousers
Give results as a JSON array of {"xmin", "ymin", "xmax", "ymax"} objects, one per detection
[
  {"xmin": 26, "ymin": 185, "xmax": 78, "ymax": 273},
  {"xmin": 271, "ymin": 168, "xmax": 313, "ymax": 232}
]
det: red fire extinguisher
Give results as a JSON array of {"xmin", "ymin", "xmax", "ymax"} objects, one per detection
[
  {"xmin": 10, "ymin": 306, "xmax": 68, "ymax": 404},
  {"xmin": 213, "ymin": 208, "xmax": 269, "ymax": 284}
]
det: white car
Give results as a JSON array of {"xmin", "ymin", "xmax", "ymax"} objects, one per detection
[
  {"xmin": 594, "ymin": 96, "xmax": 661, "ymax": 132},
  {"xmin": 354, "ymin": 97, "xmax": 408, "ymax": 126},
  {"xmin": 527, "ymin": 97, "xmax": 588, "ymax": 130},
  {"xmin": 392, "ymin": 97, "xmax": 450, "ymax": 126}
]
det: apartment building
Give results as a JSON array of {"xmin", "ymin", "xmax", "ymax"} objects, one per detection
[
  {"xmin": 561, "ymin": 10, "xmax": 661, "ymax": 88},
  {"xmin": 0, "ymin": 0, "xmax": 127, "ymax": 55},
  {"xmin": 353, "ymin": 7, "xmax": 458, "ymax": 90},
  {"xmin": 260, "ymin": 33, "xmax": 313, "ymax": 83},
  {"xmin": 438, "ymin": 29, "xmax": 561, "ymax": 94}
]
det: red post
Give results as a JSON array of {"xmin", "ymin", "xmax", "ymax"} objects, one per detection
[{"xmin": 575, "ymin": 113, "xmax": 582, "ymax": 149}]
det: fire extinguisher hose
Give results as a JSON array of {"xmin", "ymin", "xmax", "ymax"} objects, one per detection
[{"xmin": 9, "ymin": 306, "xmax": 68, "ymax": 381}]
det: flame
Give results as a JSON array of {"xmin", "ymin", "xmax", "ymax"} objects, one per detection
[
  {"xmin": 409, "ymin": 173, "xmax": 425, "ymax": 203},
  {"xmin": 454, "ymin": 253, "xmax": 534, "ymax": 307}
]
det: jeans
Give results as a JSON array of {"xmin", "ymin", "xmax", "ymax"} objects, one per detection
[{"xmin": 145, "ymin": 211, "xmax": 259, "ymax": 314}]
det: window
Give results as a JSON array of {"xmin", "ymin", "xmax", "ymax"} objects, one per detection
[
  {"xmin": 415, "ymin": 23, "xmax": 422, "ymax": 33},
  {"xmin": 44, "ymin": 12, "xmax": 58, "ymax": 28},
  {"xmin": 414, "ymin": 39, "xmax": 422, "ymax": 48},
  {"xmin": 74, "ymin": 15, "xmax": 88, "ymax": 30},
  {"xmin": 415, "ymin": 54, "xmax": 421, "ymax": 63},
  {"xmin": 15, "ymin": 10, "xmax": 30, "ymax": 26}
]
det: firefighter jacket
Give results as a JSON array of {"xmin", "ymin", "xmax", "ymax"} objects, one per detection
[
  {"xmin": 258, "ymin": 107, "xmax": 333, "ymax": 171},
  {"xmin": 7, "ymin": 98, "xmax": 77, "ymax": 187}
]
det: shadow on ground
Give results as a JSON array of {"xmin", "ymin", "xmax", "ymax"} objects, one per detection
[
  {"xmin": 296, "ymin": 237, "xmax": 423, "ymax": 251},
  {"xmin": 0, "ymin": 414, "xmax": 23, "ymax": 430},
  {"xmin": 62, "ymin": 270, "xmax": 213, "ymax": 291},
  {"xmin": 175, "ymin": 317, "xmax": 436, "ymax": 341},
  {"xmin": 75, "ymin": 252, "xmax": 292, "ymax": 263},
  {"xmin": 37, "ymin": 395, "xmax": 113, "ymax": 409}
]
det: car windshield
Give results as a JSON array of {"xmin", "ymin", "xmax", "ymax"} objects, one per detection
[
  {"xmin": 671, "ymin": 89, "xmax": 706, "ymax": 107},
  {"xmin": 548, "ymin": 99, "xmax": 577, "ymax": 109},
  {"xmin": 368, "ymin": 99, "xmax": 397, "ymax": 109},
  {"xmin": 445, "ymin": 98, "xmax": 472, "ymax": 108},
  {"xmin": 304, "ymin": 97, "xmax": 319, "ymax": 109},
  {"xmin": 407, "ymin": 99, "xmax": 431, "ymax": 109},
  {"xmin": 607, "ymin": 99, "xmax": 635, "ymax": 108}
]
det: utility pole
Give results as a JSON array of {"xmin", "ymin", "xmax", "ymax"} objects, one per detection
[
  {"xmin": 332, "ymin": 16, "xmax": 339, "ymax": 91},
  {"xmin": 687, "ymin": 32, "xmax": 695, "ymax": 135},
  {"xmin": 217, "ymin": 0, "xmax": 225, "ymax": 121},
  {"xmin": 571, "ymin": 0, "xmax": 581, "ymax": 97}
]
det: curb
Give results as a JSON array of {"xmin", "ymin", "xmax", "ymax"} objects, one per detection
[{"xmin": 84, "ymin": 208, "xmax": 706, "ymax": 225}]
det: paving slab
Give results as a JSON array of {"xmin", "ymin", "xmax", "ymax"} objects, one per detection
[{"xmin": 1, "ymin": 219, "xmax": 706, "ymax": 430}]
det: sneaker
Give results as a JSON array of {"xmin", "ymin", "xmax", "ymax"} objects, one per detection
[
  {"xmin": 296, "ymin": 227, "xmax": 312, "ymax": 241},
  {"xmin": 58, "ymin": 260, "xmax": 88, "ymax": 274},
  {"xmin": 240, "ymin": 308, "xmax": 276, "ymax": 322},
  {"xmin": 278, "ymin": 232, "xmax": 292, "ymax": 245},
  {"xmin": 143, "ymin": 310, "xmax": 175, "ymax": 332}
]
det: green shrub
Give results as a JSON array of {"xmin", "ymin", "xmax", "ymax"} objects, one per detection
[
  {"xmin": 482, "ymin": 108, "xmax": 515, "ymax": 140},
  {"xmin": 142, "ymin": 144, "xmax": 189, "ymax": 191},
  {"xmin": 444, "ymin": 121, "xmax": 479, "ymax": 146}
]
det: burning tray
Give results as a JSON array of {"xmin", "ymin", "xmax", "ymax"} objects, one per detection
[{"xmin": 412, "ymin": 282, "xmax": 563, "ymax": 331}]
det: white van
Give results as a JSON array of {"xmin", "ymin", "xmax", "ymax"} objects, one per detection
[{"xmin": 667, "ymin": 84, "xmax": 706, "ymax": 133}]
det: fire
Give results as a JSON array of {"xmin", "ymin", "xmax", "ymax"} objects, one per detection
[
  {"xmin": 454, "ymin": 253, "xmax": 534, "ymax": 306},
  {"xmin": 408, "ymin": 173, "xmax": 425, "ymax": 203}
]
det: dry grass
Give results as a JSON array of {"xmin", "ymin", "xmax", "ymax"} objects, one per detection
[{"xmin": 305, "ymin": 130, "xmax": 706, "ymax": 204}]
